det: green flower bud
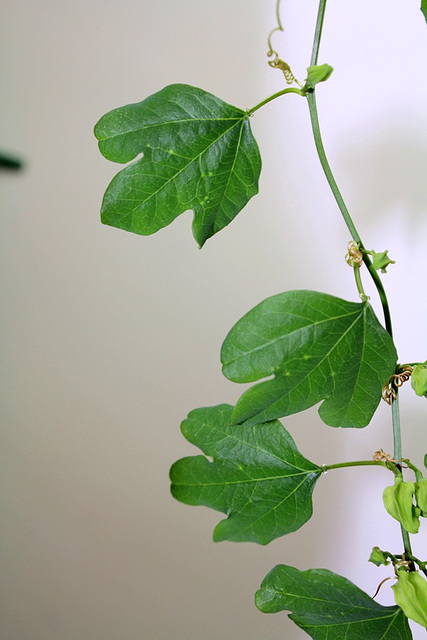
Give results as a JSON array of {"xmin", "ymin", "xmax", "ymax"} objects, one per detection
[
  {"xmin": 304, "ymin": 64, "xmax": 334, "ymax": 90},
  {"xmin": 368, "ymin": 546, "xmax": 390, "ymax": 567},
  {"xmin": 383, "ymin": 478, "xmax": 402, "ymax": 522},
  {"xmin": 382, "ymin": 477, "xmax": 420, "ymax": 534},
  {"xmin": 392, "ymin": 570, "xmax": 427, "ymax": 628},
  {"xmin": 415, "ymin": 478, "xmax": 427, "ymax": 515},
  {"xmin": 411, "ymin": 363, "xmax": 427, "ymax": 398}
]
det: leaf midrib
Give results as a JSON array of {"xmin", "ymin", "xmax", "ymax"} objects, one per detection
[
  {"xmin": 173, "ymin": 469, "xmax": 318, "ymax": 487},
  {"xmin": 270, "ymin": 589, "xmax": 398, "ymax": 616},
  {"xmin": 97, "ymin": 116, "xmax": 243, "ymax": 144}
]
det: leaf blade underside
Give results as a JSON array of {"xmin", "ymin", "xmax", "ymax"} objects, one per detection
[
  {"xmin": 170, "ymin": 405, "xmax": 321, "ymax": 545},
  {"xmin": 255, "ymin": 564, "xmax": 412, "ymax": 640},
  {"xmin": 94, "ymin": 84, "xmax": 261, "ymax": 247},
  {"xmin": 221, "ymin": 290, "xmax": 397, "ymax": 428}
]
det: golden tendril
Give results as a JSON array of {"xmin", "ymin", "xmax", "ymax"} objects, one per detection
[
  {"xmin": 345, "ymin": 240, "xmax": 363, "ymax": 267},
  {"xmin": 373, "ymin": 448, "xmax": 402, "ymax": 464},
  {"xmin": 267, "ymin": 0, "xmax": 302, "ymax": 86},
  {"xmin": 394, "ymin": 559, "xmax": 412, "ymax": 575},
  {"xmin": 381, "ymin": 366, "xmax": 413, "ymax": 405}
]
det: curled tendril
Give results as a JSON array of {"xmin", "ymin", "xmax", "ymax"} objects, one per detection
[
  {"xmin": 267, "ymin": 0, "xmax": 284, "ymax": 60},
  {"xmin": 394, "ymin": 559, "xmax": 412, "ymax": 575},
  {"xmin": 381, "ymin": 366, "xmax": 413, "ymax": 405},
  {"xmin": 373, "ymin": 448, "xmax": 405, "ymax": 465},
  {"xmin": 268, "ymin": 59, "xmax": 298, "ymax": 84},
  {"xmin": 345, "ymin": 240, "xmax": 363, "ymax": 267},
  {"xmin": 267, "ymin": 0, "xmax": 302, "ymax": 87}
]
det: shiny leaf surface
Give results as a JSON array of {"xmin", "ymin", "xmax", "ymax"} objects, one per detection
[
  {"xmin": 95, "ymin": 84, "xmax": 261, "ymax": 247},
  {"xmin": 170, "ymin": 405, "xmax": 321, "ymax": 544}
]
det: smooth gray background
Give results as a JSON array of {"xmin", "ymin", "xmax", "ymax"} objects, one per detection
[{"xmin": 1, "ymin": 1, "xmax": 427, "ymax": 638}]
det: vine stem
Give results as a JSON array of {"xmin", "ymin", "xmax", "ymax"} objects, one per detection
[
  {"xmin": 392, "ymin": 391, "xmax": 413, "ymax": 556},
  {"xmin": 306, "ymin": 91, "xmax": 393, "ymax": 335},
  {"xmin": 309, "ymin": 0, "xmax": 411, "ymax": 557},
  {"xmin": 391, "ymin": 391, "xmax": 402, "ymax": 462},
  {"xmin": 307, "ymin": 0, "xmax": 393, "ymax": 336}
]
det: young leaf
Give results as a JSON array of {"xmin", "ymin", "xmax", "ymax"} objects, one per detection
[
  {"xmin": 304, "ymin": 64, "xmax": 334, "ymax": 91},
  {"xmin": 94, "ymin": 84, "xmax": 261, "ymax": 247},
  {"xmin": 221, "ymin": 290, "xmax": 397, "ymax": 428},
  {"xmin": 170, "ymin": 404, "xmax": 322, "ymax": 545},
  {"xmin": 255, "ymin": 564, "xmax": 412, "ymax": 640},
  {"xmin": 369, "ymin": 546, "xmax": 391, "ymax": 567}
]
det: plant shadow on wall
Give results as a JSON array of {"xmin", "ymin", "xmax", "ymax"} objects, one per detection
[
  {"xmin": 95, "ymin": 0, "xmax": 427, "ymax": 638},
  {"xmin": 338, "ymin": 116, "xmax": 427, "ymax": 229}
]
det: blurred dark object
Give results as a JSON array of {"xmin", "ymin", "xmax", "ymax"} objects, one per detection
[{"xmin": 0, "ymin": 151, "xmax": 23, "ymax": 171}]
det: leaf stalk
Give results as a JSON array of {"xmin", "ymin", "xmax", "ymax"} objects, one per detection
[
  {"xmin": 247, "ymin": 87, "xmax": 304, "ymax": 116},
  {"xmin": 322, "ymin": 460, "xmax": 396, "ymax": 473}
]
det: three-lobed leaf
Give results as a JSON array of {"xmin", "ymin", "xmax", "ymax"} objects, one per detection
[
  {"xmin": 170, "ymin": 404, "xmax": 321, "ymax": 544},
  {"xmin": 221, "ymin": 290, "xmax": 397, "ymax": 428},
  {"xmin": 94, "ymin": 84, "xmax": 261, "ymax": 247},
  {"xmin": 255, "ymin": 564, "xmax": 412, "ymax": 640}
]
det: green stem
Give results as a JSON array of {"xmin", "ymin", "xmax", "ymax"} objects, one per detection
[
  {"xmin": 353, "ymin": 265, "xmax": 368, "ymax": 301},
  {"xmin": 362, "ymin": 255, "xmax": 393, "ymax": 336},
  {"xmin": 391, "ymin": 391, "xmax": 413, "ymax": 556},
  {"xmin": 306, "ymin": 92, "xmax": 393, "ymax": 334},
  {"xmin": 306, "ymin": 92, "xmax": 360, "ymax": 242},
  {"xmin": 322, "ymin": 460, "xmax": 394, "ymax": 473},
  {"xmin": 391, "ymin": 391, "xmax": 402, "ymax": 462},
  {"xmin": 247, "ymin": 87, "xmax": 304, "ymax": 116},
  {"xmin": 309, "ymin": 0, "xmax": 411, "ymax": 558},
  {"xmin": 402, "ymin": 459, "xmax": 424, "ymax": 482},
  {"xmin": 311, "ymin": 0, "xmax": 328, "ymax": 66},
  {"xmin": 401, "ymin": 526, "xmax": 413, "ymax": 557},
  {"xmin": 307, "ymin": 1, "xmax": 393, "ymax": 336}
]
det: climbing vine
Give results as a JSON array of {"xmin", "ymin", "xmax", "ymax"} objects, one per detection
[{"xmin": 95, "ymin": 1, "xmax": 427, "ymax": 637}]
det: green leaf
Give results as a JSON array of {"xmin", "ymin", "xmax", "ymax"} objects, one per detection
[
  {"xmin": 422, "ymin": 0, "xmax": 427, "ymax": 22},
  {"xmin": 255, "ymin": 564, "xmax": 412, "ymax": 640},
  {"xmin": 221, "ymin": 290, "xmax": 397, "ymax": 428},
  {"xmin": 170, "ymin": 405, "xmax": 322, "ymax": 544},
  {"xmin": 94, "ymin": 84, "xmax": 261, "ymax": 247}
]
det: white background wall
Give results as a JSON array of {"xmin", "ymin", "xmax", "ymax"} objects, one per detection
[{"xmin": 1, "ymin": 1, "xmax": 427, "ymax": 638}]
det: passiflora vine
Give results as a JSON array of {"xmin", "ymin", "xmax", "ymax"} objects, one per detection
[{"xmin": 95, "ymin": 1, "xmax": 427, "ymax": 637}]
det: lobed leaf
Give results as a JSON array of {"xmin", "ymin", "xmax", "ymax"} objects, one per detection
[
  {"xmin": 94, "ymin": 84, "xmax": 261, "ymax": 247},
  {"xmin": 221, "ymin": 290, "xmax": 397, "ymax": 428},
  {"xmin": 255, "ymin": 564, "xmax": 412, "ymax": 640},
  {"xmin": 170, "ymin": 405, "xmax": 321, "ymax": 544}
]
